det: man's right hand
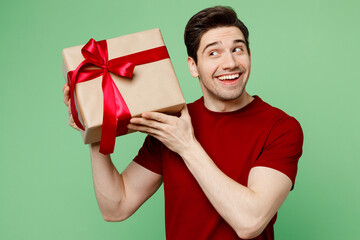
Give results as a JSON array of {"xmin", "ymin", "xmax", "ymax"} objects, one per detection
[{"xmin": 63, "ymin": 83, "xmax": 81, "ymax": 131}]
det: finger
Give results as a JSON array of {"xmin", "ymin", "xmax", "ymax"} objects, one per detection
[
  {"xmin": 68, "ymin": 117, "xmax": 81, "ymax": 131},
  {"xmin": 181, "ymin": 104, "xmax": 188, "ymax": 114},
  {"xmin": 62, "ymin": 83, "xmax": 69, "ymax": 93},
  {"xmin": 141, "ymin": 111, "xmax": 174, "ymax": 124},
  {"xmin": 180, "ymin": 104, "xmax": 191, "ymax": 120},
  {"xmin": 127, "ymin": 123, "xmax": 163, "ymax": 137},
  {"xmin": 69, "ymin": 114, "xmax": 81, "ymax": 131},
  {"xmin": 63, "ymin": 85, "xmax": 70, "ymax": 106},
  {"xmin": 63, "ymin": 83, "xmax": 69, "ymax": 95},
  {"xmin": 130, "ymin": 117, "xmax": 166, "ymax": 130},
  {"xmin": 68, "ymin": 99, "xmax": 71, "ymax": 115}
]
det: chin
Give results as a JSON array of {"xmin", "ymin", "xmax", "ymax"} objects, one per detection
[{"xmin": 216, "ymin": 89, "xmax": 246, "ymax": 101}]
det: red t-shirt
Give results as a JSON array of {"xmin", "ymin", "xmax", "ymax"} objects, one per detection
[{"xmin": 134, "ymin": 96, "xmax": 303, "ymax": 240}]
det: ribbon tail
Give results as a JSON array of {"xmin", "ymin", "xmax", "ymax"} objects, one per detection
[
  {"xmin": 114, "ymin": 82, "xmax": 131, "ymax": 136},
  {"xmin": 99, "ymin": 71, "xmax": 118, "ymax": 155}
]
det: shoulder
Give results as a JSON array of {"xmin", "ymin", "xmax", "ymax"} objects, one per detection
[
  {"xmin": 249, "ymin": 96, "xmax": 303, "ymax": 151},
  {"xmin": 259, "ymin": 97, "xmax": 303, "ymax": 149},
  {"xmin": 256, "ymin": 96, "xmax": 302, "ymax": 130},
  {"xmin": 251, "ymin": 98, "xmax": 304, "ymax": 187}
]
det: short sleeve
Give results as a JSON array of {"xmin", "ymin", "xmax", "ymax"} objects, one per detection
[
  {"xmin": 252, "ymin": 117, "xmax": 304, "ymax": 189},
  {"xmin": 133, "ymin": 135, "xmax": 164, "ymax": 175}
]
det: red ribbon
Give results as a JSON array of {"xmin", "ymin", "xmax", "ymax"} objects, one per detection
[{"xmin": 67, "ymin": 38, "xmax": 170, "ymax": 155}]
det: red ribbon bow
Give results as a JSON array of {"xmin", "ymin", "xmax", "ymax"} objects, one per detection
[{"xmin": 68, "ymin": 38, "xmax": 169, "ymax": 155}]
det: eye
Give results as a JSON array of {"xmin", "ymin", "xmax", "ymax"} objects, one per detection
[
  {"xmin": 233, "ymin": 47, "xmax": 243, "ymax": 53},
  {"xmin": 209, "ymin": 51, "xmax": 219, "ymax": 56}
]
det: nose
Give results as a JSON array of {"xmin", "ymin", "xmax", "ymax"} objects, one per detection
[{"xmin": 221, "ymin": 52, "xmax": 238, "ymax": 70}]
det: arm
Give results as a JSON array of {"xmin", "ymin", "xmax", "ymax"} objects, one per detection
[
  {"xmin": 90, "ymin": 143, "xmax": 162, "ymax": 221},
  {"xmin": 180, "ymin": 140, "xmax": 291, "ymax": 238},
  {"xmin": 128, "ymin": 106, "xmax": 292, "ymax": 238},
  {"xmin": 63, "ymin": 83, "xmax": 162, "ymax": 222}
]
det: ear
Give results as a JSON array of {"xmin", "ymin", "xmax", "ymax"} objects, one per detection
[{"xmin": 187, "ymin": 57, "xmax": 199, "ymax": 78}]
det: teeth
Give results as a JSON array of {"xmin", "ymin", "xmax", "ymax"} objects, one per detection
[{"xmin": 218, "ymin": 74, "xmax": 240, "ymax": 80}]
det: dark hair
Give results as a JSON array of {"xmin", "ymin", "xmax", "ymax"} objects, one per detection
[{"xmin": 184, "ymin": 6, "xmax": 249, "ymax": 63}]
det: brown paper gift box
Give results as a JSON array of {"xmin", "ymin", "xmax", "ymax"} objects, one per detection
[{"xmin": 62, "ymin": 28, "xmax": 185, "ymax": 144}]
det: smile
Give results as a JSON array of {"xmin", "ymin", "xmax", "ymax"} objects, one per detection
[{"xmin": 217, "ymin": 73, "xmax": 240, "ymax": 81}]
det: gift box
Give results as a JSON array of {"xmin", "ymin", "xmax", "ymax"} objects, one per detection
[{"xmin": 62, "ymin": 29, "xmax": 185, "ymax": 154}]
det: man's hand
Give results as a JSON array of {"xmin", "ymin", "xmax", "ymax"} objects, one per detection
[
  {"xmin": 127, "ymin": 106, "xmax": 195, "ymax": 156},
  {"xmin": 62, "ymin": 83, "xmax": 81, "ymax": 131}
]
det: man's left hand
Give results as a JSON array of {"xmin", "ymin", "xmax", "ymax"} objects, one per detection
[{"xmin": 127, "ymin": 106, "xmax": 195, "ymax": 155}]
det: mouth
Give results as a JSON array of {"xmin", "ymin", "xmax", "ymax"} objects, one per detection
[{"xmin": 216, "ymin": 73, "xmax": 242, "ymax": 85}]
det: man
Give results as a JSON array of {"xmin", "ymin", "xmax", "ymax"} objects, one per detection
[{"xmin": 63, "ymin": 6, "xmax": 303, "ymax": 240}]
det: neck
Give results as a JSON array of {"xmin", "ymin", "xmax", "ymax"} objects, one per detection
[{"xmin": 203, "ymin": 92, "xmax": 254, "ymax": 112}]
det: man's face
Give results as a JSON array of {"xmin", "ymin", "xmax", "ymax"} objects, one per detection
[{"xmin": 188, "ymin": 26, "xmax": 251, "ymax": 103}]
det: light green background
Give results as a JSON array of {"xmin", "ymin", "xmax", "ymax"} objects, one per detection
[{"xmin": 0, "ymin": 0, "xmax": 359, "ymax": 239}]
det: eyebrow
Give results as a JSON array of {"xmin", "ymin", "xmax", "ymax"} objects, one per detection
[{"xmin": 202, "ymin": 39, "xmax": 246, "ymax": 54}]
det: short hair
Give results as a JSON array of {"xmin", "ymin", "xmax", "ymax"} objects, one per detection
[{"xmin": 184, "ymin": 6, "xmax": 250, "ymax": 63}]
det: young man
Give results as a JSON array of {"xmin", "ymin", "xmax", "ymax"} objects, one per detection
[{"xmin": 63, "ymin": 6, "xmax": 303, "ymax": 240}]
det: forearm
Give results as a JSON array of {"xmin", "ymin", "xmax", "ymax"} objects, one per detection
[
  {"xmin": 90, "ymin": 143, "xmax": 126, "ymax": 220},
  {"xmin": 180, "ymin": 140, "xmax": 264, "ymax": 237}
]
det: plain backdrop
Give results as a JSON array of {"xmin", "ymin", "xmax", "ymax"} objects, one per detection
[{"xmin": 0, "ymin": 0, "xmax": 359, "ymax": 239}]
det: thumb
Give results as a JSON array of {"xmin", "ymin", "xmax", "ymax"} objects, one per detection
[{"xmin": 180, "ymin": 104, "xmax": 190, "ymax": 119}]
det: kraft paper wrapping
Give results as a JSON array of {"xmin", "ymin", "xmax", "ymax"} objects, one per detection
[{"xmin": 62, "ymin": 29, "xmax": 185, "ymax": 144}]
